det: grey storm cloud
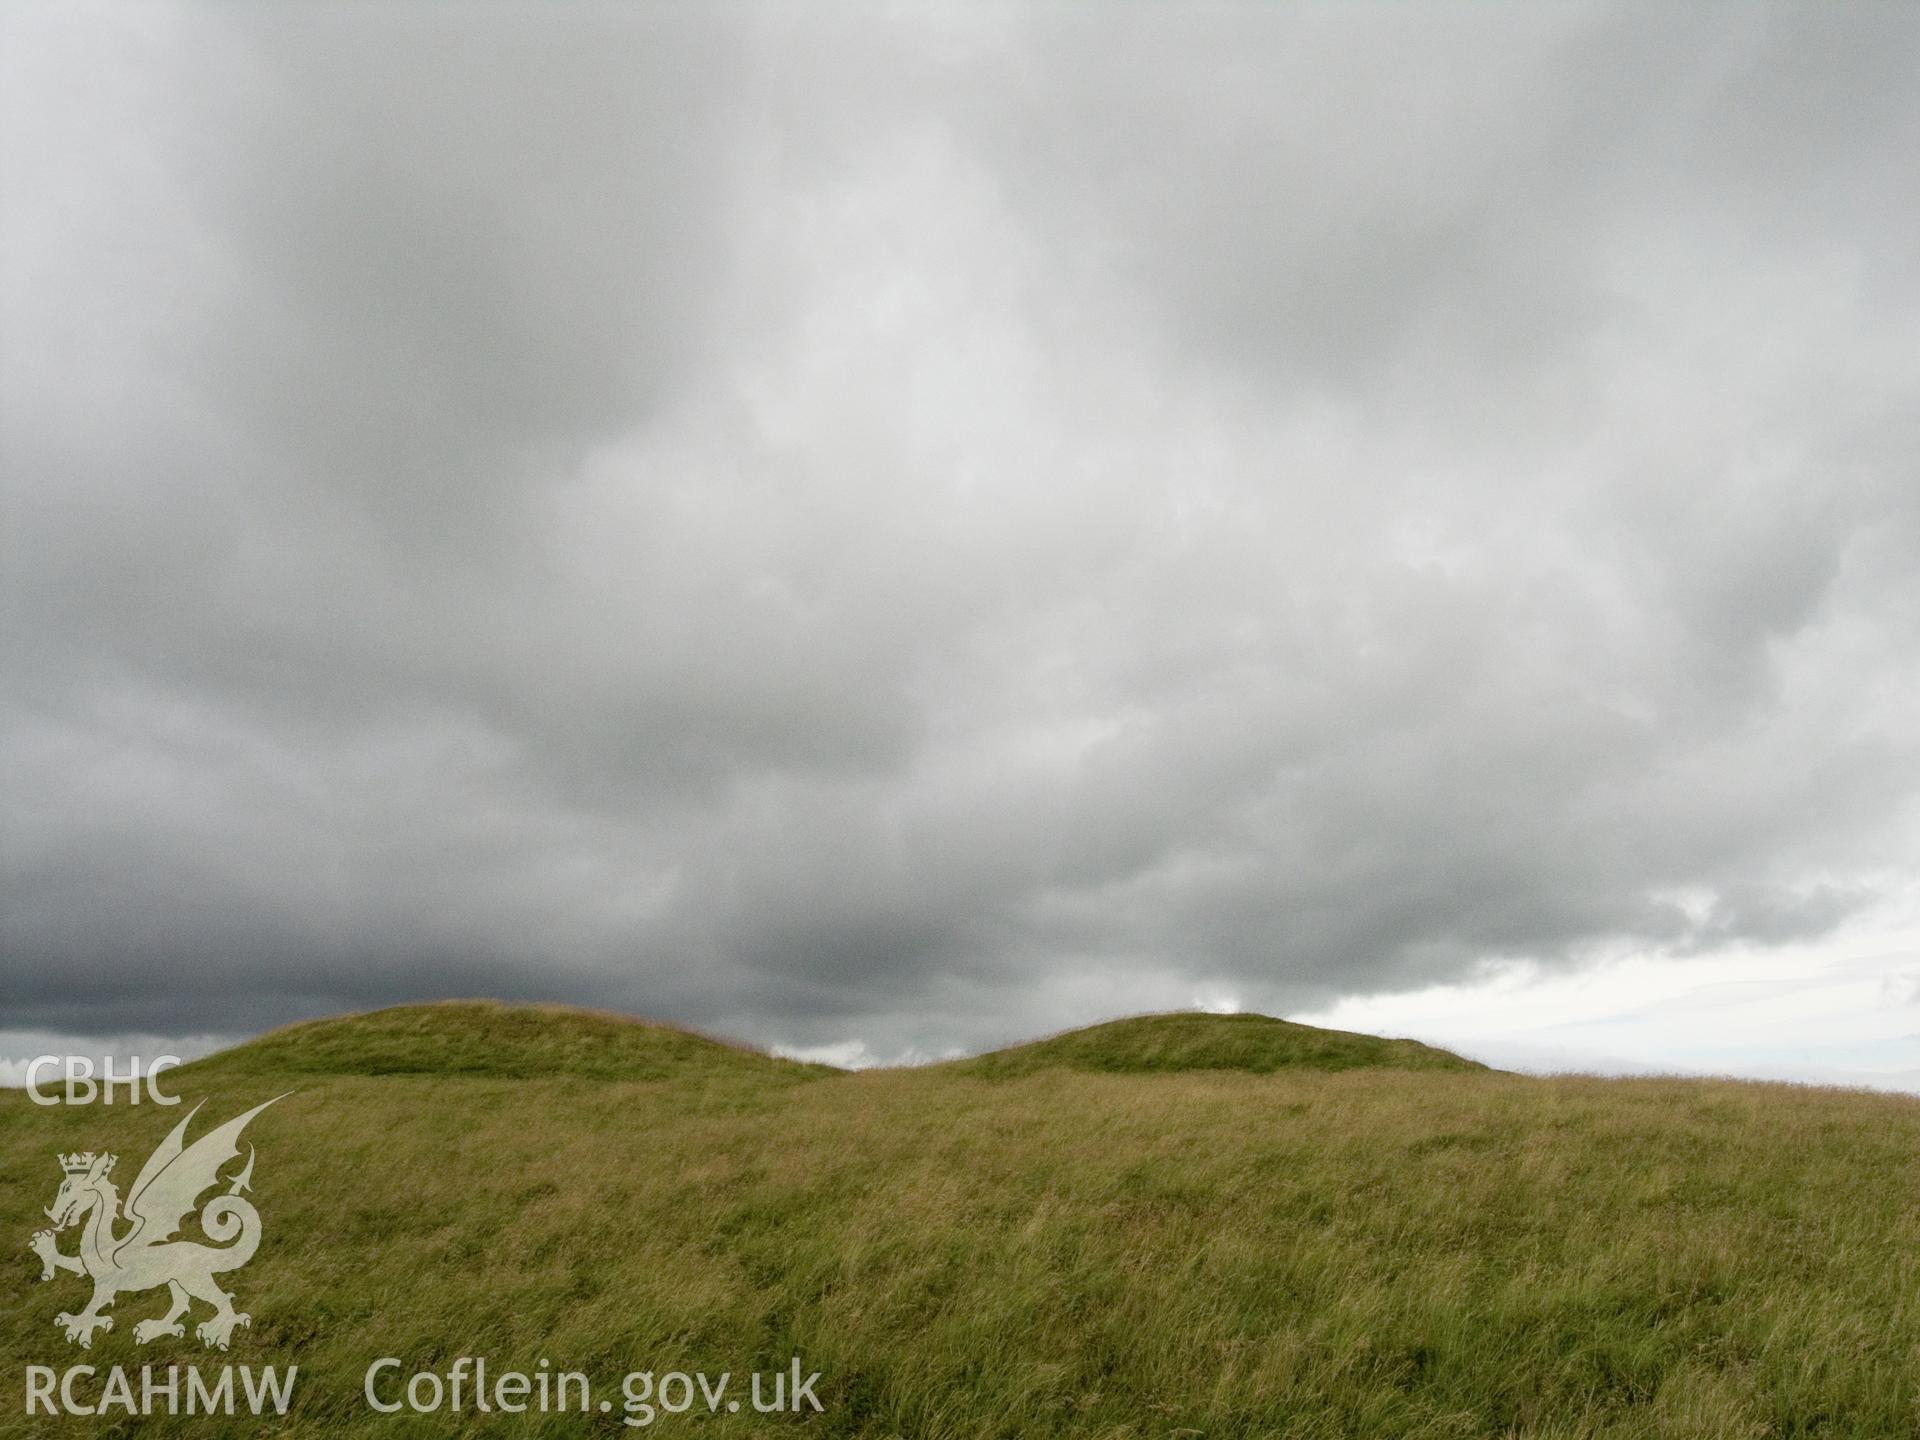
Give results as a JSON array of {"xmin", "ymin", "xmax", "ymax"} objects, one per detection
[{"xmin": 3, "ymin": 2, "xmax": 1918, "ymax": 1059}]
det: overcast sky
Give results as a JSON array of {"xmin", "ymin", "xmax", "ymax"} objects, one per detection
[{"xmin": 4, "ymin": 2, "xmax": 1917, "ymax": 1086}]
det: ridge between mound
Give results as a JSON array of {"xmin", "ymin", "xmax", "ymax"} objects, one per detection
[{"xmin": 171, "ymin": 1001, "xmax": 1484, "ymax": 1086}]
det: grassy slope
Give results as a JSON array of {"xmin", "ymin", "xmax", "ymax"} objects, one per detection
[
  {"xmin": 951, "ymin": 1010, "xmax": 1487, "ymax": 1078},
  {"xmin": 188, "ymin": 1000, "xmax": 836, "ymax": 1085},
  {"xmin": 2, "ymin": 1005, "xmax": 1916, "ymax": 1439}
]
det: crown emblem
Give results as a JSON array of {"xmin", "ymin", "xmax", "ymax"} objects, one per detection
[{"xmin": 58, "ymin": 1152, "xmax": 98, "ymax": 1175}]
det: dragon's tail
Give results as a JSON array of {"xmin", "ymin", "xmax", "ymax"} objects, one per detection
[{"xmin": 198, "ymin": 1195, "xmax": 262, "ymax": 1273}]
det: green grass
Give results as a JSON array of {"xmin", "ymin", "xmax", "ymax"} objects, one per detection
[
  {"xmin": 188, "ymin": 999, "xmax": 835, "ymax": 1085},
  {"xmin": 950, "ymin": 1010, "xmax": 1487, "ymax": 1078},
  {"xmin": 2, "ymin": 1003, "xmax": 1916, "ymax": 1439}
]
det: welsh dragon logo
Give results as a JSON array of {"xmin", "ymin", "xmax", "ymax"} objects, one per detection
[{"xmin": 27, "ymin": 1096, "xmax": 286, "ymax": 1350}]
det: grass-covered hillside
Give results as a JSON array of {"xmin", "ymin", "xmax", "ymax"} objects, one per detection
[
  {"xmin": 3, "ymin": 1002, "xmax": 1916, "ymax": 1439},
  {"xmin": 951, "ymin": 1010, "xmax": 1487, "ymax": 1078},
  {"xmin": 188, "ymin": 999, "xmax": 835, "ymax": 1085}
]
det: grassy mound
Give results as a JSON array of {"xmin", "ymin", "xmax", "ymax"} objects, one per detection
[
  {"xmin": 180, "ymin": 999, "xmax": 835, "ymax": 1084},
  {"xmin": 6, "ymin": 1003, "xmax": 1916, "ymax": 1437},
  {"xmin": 954, "ymin": 1009, "xmax": 1486, "ymax": 1077}
]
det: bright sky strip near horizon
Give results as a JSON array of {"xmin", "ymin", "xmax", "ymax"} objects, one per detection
[{"xmin": 2, "ymin": 3, "xmax": 1918, "ymax": 1090}]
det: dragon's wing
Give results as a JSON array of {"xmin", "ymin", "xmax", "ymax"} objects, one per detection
[
  {"xmin": 114, "ymin": 1095, "xmax": 286, "ymax": 1261},
  {"xmin": 120, "ymin": 1100, "xmax": 203, "ymax": 1224}
]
